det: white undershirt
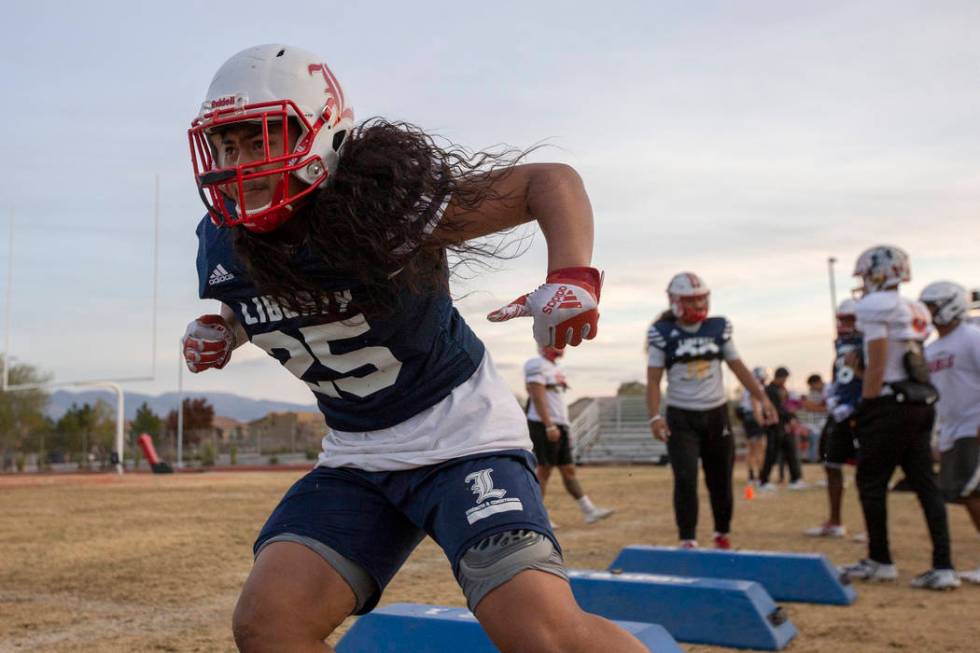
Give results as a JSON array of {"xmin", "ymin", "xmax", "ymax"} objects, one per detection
[{"xmin": 317, "ymin": 351, "xmax": 531, "ymax": 471}]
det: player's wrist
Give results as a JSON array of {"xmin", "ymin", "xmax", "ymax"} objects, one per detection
[
  {"xmin": 648, "ymin": 415, "xmax": 664, "ymax": 425},
  {"xmin": 545, "ymin": 266, "xmax": 602, "ymax": 298}
]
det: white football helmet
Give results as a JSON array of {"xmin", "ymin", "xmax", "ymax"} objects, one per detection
[
  {"xmin": 752, "ymin": 366, "xmax": 770, "ymax": 383},
  {"xmin": 667, "ymin": 272, "xmax": 710, "ymax": 323},
  {"xmin": 919, "ymin": 281, "xmax": 968, "ymax": 326},
  {"xmin": 852, "ymin": 245, "xmax": 911, "ymax": 294},
  {"xmin": 189, "ymin": 44, "xmax": 355, "ymax": 233},
  {"xmin": 836, "ymin": 298, "xmax": 858, "ymax": 337}
]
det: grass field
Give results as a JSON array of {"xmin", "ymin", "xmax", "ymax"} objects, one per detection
[{"xmin": 1, "ymin": 464, "xmax": 976, "ymax": 652}]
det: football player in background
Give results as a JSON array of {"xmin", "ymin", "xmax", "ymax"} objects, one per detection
[
  {"xmin": 183, "ymin": 44, "xmax": 649, "ymax": 652},
  {"xmin": 524, "ymin": 346, "xmax": 614, "ymax": 526},
  {"xmin": 921, "ymin": 281, "xmax": 980, "ymax": 584},
  {"xmin": 805, "ymin": 299, "xmax": 863, "ymax": 538},
  {"xmin": 839, "ymin": 246, "xmax": 958, "ymax": 590},
  {"xmin": 646, "ymin": 273, "xmax": 777, "ymax": 549},
  {"xmin": 968, "ymin": 288, "xmax": 980, "ymax": 326},
  {"xmin": 757, "ymin": 367, "xmax": 808, "ymax": 491},
  {"xmin": 735, "ymin": 367, "xmax": 770, "ymax": 486}
]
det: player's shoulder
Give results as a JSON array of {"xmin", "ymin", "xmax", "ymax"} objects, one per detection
[
  {"xmin": 855, "ymin": 290, "xmax": 903, "ymax": 323},
  {"xmin": 196, "ymin": 214, "xmax": 233, "ymax": 260},
  {"xmin": 956, "ymin": 322, "xmax": 980, "ymax": 345},
  {"xmin": 704, "ymin": 315, "xmax": 732, "ymax": 335},
  {"xmin": 524, "ymin": 356, "xmax": 547, "ymax": 375},
  {"xmin": 647, "ymin": 320, "xmax": 671, "ymax": 349}
]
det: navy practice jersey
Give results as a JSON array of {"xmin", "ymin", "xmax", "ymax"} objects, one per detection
[
  {"xmin": 648, "ymin": 317, "xmax": 732, "ymax": 369},
  {"xmin": 196, "ymin": 217, "xmax": 485, "ymax": 432},
  {"xmin": 831, "ymin": 334, "xmax": 863, "ymax": 410}
]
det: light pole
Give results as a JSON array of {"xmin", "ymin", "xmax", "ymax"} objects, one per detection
[
  {"xmin": 827, "ymin": 256, "xmax": 839, "ymax": 333},
  {"xmin": 177, "ymin": 339, "xmax": 184, "ymax": 469}
]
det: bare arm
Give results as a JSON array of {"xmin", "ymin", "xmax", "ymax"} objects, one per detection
[
  {"xmin": 862, "ymin": 338, "xmax": 888, "ymax": 399},
  {"xmin": 437, "ymin": 163, "xmax": 593, "ymax": 271},
  {"xmin": 526, "ymin": 383, "xmax": 554, "ymax": 428},
  {"xmin": 527, "ymin": 382, "xmax": 561, "ymax": 442},
  {"xmin": 646, "ymin": 366, "xmax": 670, "ymax": 441},
  {"xmin": 727, "ymin": 358, "xmax": 778, "ymax": 424}
]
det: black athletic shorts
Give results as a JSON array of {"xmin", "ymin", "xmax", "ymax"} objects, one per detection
[
  {"xmin": 528, "ymin": 421, "xmax": 573, "ymax": 467},
  {"xmin": 939, "ymin": 437, "xmax": 980, "ymax": 503},
  {"xmin": 738, "ymin": 413, "xmax": 765, "ymax": 440},
  {"xmin": 822, "ymin": 418, "xmax": 857, "ymax": 468}
]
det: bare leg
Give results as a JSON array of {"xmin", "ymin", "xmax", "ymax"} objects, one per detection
[
  {"xmin": 965, "ymin": 496, "xmax": 980, "ymax": 532},
  {"xmin": 558, "ymin": 464, "xmax": 585, "ymax": 500},
  {"xmin": 475, "ymin": 570, "xmax": 648, "ymax": 653},
  {"xmin": 233, "ymin": 542, "xmax": 356, "ymax": 653},
  {"xmin": 537, "ymin": 465, "xmax": 553, "ymax": 500},
  {"xmin": 827, "ymin": 466, "xmax": 844, "ymax": 525}
]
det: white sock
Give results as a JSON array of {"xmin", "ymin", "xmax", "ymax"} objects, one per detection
[{"xmin": 577, "ymin": 495, "xmax": 596, "ymax": 513}]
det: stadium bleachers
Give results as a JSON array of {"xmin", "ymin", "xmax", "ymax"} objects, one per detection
[{"xmin": 572, "ymin": 396, "xmax": 668, "ymax": 464}]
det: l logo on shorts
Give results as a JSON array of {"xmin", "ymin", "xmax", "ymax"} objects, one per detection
[
  {"xmin": 465, "ymin": 468, "xmax": 507, "ymax": 504},
  {"xmin": 463, "ymin": 468, "xmax": 523, "ymax": 525}
]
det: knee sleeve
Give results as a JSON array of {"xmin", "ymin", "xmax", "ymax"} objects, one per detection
[
  {"xmin": 257, "ymin": 533, "xmax": 377, "ymax": 615},
  {"xmin": 456, "ymin": 529, "xmax": 567, "ymax": 612}
]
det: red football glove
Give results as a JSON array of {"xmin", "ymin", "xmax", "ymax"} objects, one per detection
[
  {"xmin": 487, "ymin": 267, "xmax": 603, "ymax": 348},
  {"xmin": 183, "ymin": 314, "xmax": 236, "ymax": 373}
]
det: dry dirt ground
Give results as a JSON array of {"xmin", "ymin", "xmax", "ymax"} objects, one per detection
[{"xmin": 1, "ymin": 465, "xmax": 977, "ymax": 652}]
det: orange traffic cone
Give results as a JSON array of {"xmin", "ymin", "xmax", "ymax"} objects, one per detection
[{"xmin": 744, "ymin": 484, "xmax": 755, "ymax": 500}]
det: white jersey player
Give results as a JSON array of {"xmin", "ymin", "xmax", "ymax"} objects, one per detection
[
  {"xmin": 839, "ymin": 245, "xmax": 958, "ymax": 590},
  {"xmin": 921, "ymin": 281, "xmax": 980, "ymax": 584}
]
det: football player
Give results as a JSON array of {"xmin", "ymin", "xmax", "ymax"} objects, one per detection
[
  {"xmin": 757, "ymin": 367, "xmax": 808, "ymax": 491},
  {"xmin": 524, "ymin": 345, "xmax": 613, "ymax": 526},
  {"xmin": 921, "ymin": 281, "xmax": 980, "ymax": 584},
  {"xmin": 805, "ymin": 299, "xmax": 863, "ymax": 538},
  {"xmin": 646, "ymin": 272, "xmax": 777, "ymax": 549},
  {"xmin": 183, "ymin": 45, "xmax": 648, "ymax": 652},
  {"xmin": 839, "ymin": 246, "xmax": 958, "ymax": 590},
  {"xmin": 735, "ymin": 367, "xmax": 770, "ymax": 485}
]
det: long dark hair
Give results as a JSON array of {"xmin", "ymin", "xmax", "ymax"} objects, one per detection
[{"xmin": 232, "ymin": 119, "xmax": 528, "ymax": 319}]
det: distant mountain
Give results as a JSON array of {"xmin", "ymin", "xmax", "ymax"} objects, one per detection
[{"xmin": 46, "ymin": 389, "xmax": 319, "ymax": 422}]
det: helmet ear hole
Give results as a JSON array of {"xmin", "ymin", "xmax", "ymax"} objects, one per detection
[{"xmin": 332, "ymin": 130, "xmax": 347, "ymax": 151}]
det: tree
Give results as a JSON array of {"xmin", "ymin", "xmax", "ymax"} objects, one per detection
[
  {"xmin": 616, "ymin": 381, "xmax": 646, "ymax": 396},
  {"xmin": 131, "ymin": 402, "xmax": 162, "ymax": 439},
  {"xmin": 0, "ymin": 356, "xmax": 51, "ymax": 468},
  {"xmin": 53, "ymin": 401, "xmax": 115, "ymax": 467},
  {"xmin": 165, "ymin": 397, "xmax": 215, "ymax": 447}
]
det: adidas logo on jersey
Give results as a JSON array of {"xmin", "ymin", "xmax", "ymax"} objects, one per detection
[{"xmin": 209, "ymin": 264, "xmax": 234, "ymax": 286}]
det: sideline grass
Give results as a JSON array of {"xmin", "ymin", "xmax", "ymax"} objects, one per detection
[{"xmin": 0, "ymin": 466, "xmax": 976, "ymax": 652}]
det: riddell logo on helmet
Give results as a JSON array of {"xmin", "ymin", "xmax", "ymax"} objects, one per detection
[
  {"xmin": 542, "ymin": 286, "xmax": 584, "ymax": 314},
  {"xmin": 209, "ymin": 96, "xmax": 238, "ymax": 109}
]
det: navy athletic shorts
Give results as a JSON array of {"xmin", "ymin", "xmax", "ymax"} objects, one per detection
[{"xmin": 253, "ymin": 449, "xmax": 557, "ymax": 614}]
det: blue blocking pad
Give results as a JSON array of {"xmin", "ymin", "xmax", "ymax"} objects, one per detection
[
  {"xmin": 610, "ymin": 545, "xmax": 857, "ymax": 605},
  {"xmin": 568, "ymin": 569, "xmax": 798, "ymax": 651},
  {"xmin": 335, "ymin": 603, "xmax": 683, "ymax": 653}
]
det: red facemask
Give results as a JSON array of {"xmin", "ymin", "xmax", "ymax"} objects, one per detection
[
  {"xmin": 672, "ymin": 294, "xmax": 709, "ymax": 323},
  {"xmin": 541, "ymin": 346, "xmax": 564, "ymax": 362}
]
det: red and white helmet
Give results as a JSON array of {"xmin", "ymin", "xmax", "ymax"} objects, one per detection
[
  {"xmin": 667, "ymin": 272, "xmax": 710, "ymax": 323},
  {"xmin": 852, "ymin": 245, "xmax": 911, "ymax": 294},
  {"xmin": 919, "ymin": 281, "xmax": 968, "ymax": 326},
  {"xmin": 836, "ymin": 298, "xmax": 858, "ymax": 337},
  {"xmin": 188, "ymin": 44, "xmax": 355, "ymax": 233}
]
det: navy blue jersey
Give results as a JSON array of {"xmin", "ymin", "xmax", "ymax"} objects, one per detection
[
  {"xmin": 831, "ymin": 335, "xmax": 863, "ymax": 409},
  {"xmin": 647, "ymin": 317, "xmax": 732, "ymax": 370},
  {"xmin": 195, "ymin": 217, "xmax": 485, "ymax": 432}
]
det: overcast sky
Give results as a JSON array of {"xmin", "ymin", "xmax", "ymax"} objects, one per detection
[{"xmin": 1, "ymin": 0, "xmax": 977, "ymax": 410}]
